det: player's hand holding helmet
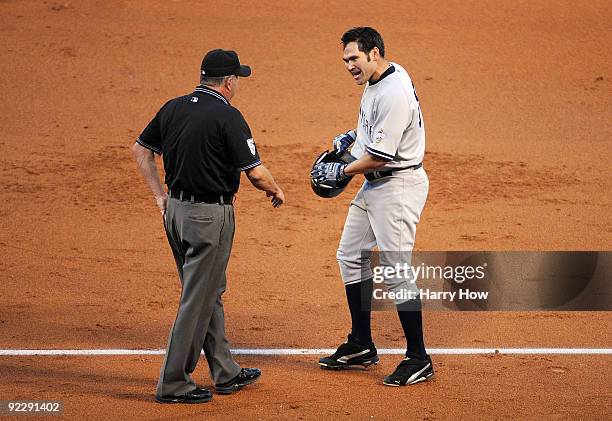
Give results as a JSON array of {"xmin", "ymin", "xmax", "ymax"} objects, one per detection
[
  {"xmin": 332, "ymin": 130, "xmax": 356, "ymax": 155},
  {"xmin": 310, "ymin": 149, "xmax": 356, "ymax": 198},
  {"xmin": 311, "ymin": 161, "xmax": 349, "ymax": 187}
]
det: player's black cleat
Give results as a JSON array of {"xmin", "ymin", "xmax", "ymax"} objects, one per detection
[
  {"xmin": 383, "ymin": 355, "xmax": 434, "ymax": 386},
  {"xmin": 319, "ymin": 338, "xmax": 379, "ymax": 370}
]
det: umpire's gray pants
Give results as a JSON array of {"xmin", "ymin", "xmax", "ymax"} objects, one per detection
[{"xmin": 156, "ymin": 197, "xmax": 241, "ymax": 398}]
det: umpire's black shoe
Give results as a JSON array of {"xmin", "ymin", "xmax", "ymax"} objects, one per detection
[
  {"xmin": 319, "ymin": 338, "xmax": 379, "ymax": 370},
  {"xmin": 155, "ymin": 387, "xmax": 213, "ymax": 404},
  {"xmin": 215, "ymin": 368, "xmax": 261, "ymax": 395},
  {"xmin": 383, "ymin": 355, "xmax": 434, "ymax": 386}
]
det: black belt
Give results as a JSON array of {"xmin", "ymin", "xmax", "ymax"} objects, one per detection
[
  {"xmin": 365, "ymin": 162, "xmax": 422, "ymax": 181},
  {"xmin": 169, "ymin": 190, "xmax": 234, "ymax": 205}
]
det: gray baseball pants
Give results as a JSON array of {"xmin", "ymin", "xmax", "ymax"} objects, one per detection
[
  {"xmin": 156, "ymin": 197, "xmax": 241, "ymax": 398},
  {"xmin": 336, "ymin": 167, "xmax": 429, "ymax": 304}
]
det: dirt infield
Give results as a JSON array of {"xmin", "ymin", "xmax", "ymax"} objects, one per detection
[{"xmin": 1, "ymin": 0, "xmax": 610, "ymax": 419}]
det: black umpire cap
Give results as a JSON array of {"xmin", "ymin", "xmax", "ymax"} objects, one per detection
[{"xmin": 201, "ymin": 49, "xmax": 252, "ymax": 77}]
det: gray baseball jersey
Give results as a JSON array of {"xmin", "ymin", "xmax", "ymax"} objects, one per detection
[{"xmin": 350, "ymin": 63, "xmax": 425, "ymax": 170}]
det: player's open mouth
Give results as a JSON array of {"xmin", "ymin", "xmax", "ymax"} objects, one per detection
[{"xmin": 351, "ymin": 70, "xmax": 361, "ymax": 80}]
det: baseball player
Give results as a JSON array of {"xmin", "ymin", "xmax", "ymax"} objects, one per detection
[{"xmin": 311, "ymin": 27, "xmax": 433, "ymax": 386}]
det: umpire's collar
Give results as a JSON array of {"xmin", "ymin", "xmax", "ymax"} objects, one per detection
[{"xmin": 195, "ymin": 85, "xmax": 229, "ymax": 105}]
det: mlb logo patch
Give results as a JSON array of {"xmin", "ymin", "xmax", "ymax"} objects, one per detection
[{"xmin": 190, "ymin": 97, "xmax": 199, "ymax": 103}]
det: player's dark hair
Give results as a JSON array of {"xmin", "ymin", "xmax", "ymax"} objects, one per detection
[{"xmin": 341, "ymin": 27, "xmax": 385, "ymax": 58}]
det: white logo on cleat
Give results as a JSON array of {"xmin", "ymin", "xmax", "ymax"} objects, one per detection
[
  {"xmin": 337, "ymin": 349, "xmax": 371, "ymax": 363},
  {"xmin": 407, "ymin": 363, "xmax": 431, "ymax": 384}
]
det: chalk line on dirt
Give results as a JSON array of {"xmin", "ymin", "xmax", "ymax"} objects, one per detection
[{"xmin": 0, "ymin": 348, "xmax": 610, "ymax": 356}]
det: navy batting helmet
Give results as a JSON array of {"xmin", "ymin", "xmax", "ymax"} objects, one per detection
[{"xmin": 310, "ymin": 150, "xmax": 356, "ymax": 198}]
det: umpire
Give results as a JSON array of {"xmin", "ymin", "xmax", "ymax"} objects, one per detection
[{"xmin": 132, "ymin": 49, "xmax": 285, "ymax": 404}]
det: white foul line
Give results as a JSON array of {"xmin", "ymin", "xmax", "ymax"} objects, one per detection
[{"xmin": 0, "ymin": 348, "xmax": 610, "ymax": 356}]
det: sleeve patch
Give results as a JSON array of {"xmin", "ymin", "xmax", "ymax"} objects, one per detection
[
  {"xmin": 246, "ymin": 138, "xmax": 256, "ymax": 156},
  {"xmin": 373, "ymin": 128, "xmax": 385, "ymax": 145}
]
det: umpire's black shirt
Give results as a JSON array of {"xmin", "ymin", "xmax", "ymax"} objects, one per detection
[{"xmin": 137, "ymin": 85, "xmax": 261, "ymax": 195}]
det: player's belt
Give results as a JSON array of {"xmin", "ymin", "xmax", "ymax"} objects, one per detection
[
  {"xmin": 365, "ymin": 162, "xmax": 422, "ymax": 182},
  {"xmin": 169, "ymin": 190, "xmax": 234, "ymax": 205}
]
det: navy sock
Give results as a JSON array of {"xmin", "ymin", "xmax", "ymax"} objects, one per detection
[
  {"xmin": 345, "ymin": 279, "xmax": 373, "ymax": 345},
  {"xmin": 396, "ymin": 297, "xmax": 427, "ymax": 359}
]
